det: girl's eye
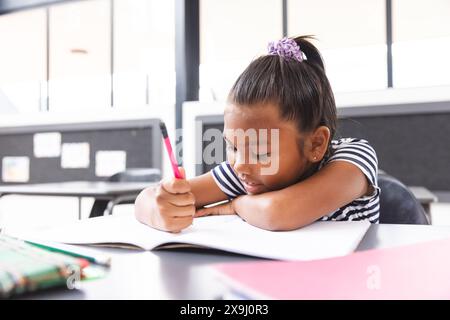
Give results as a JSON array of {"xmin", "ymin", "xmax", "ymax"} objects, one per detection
[
  {"xmin": 256, "ymin": 153, "xmax": 271, "ymax": 162},
  {"xmin": 226, "ymin": 144, "xmax": 237, "ymax": 152}
]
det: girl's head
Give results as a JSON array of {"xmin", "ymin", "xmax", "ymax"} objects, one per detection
[{"xmin": 223, "ymin": 36, "xmax": 337, "ymax": 194}]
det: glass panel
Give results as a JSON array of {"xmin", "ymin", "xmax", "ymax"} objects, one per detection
[
  {"xmin": 393, "ymin": 0, "xmax": 450, "ymax": 88},
  {"xmin": 200, "ymin": 0, "xmax": 283, "ymax": 101},
  {"xmin": 0, "ymin": 9, "xmax": 46, "ymax": 113},
  {"xmin": 288, "ymin": 0, "xmax": 387, "ymax": 92},
  {"xmin": 49, "ymin": 0, "xmax": 111, "ymax": 112},
  {"xmin": 113, "ymin": 0, "xmax": 175, "ymax": 108}
]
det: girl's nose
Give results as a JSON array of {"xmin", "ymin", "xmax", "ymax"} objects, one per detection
[
  {"xmin": 233, "ymin": 162, "xmax": 252, "ymax": 176},
  {"xmin": 232, "ymin": 153, "xmax": 252, "ymax": 176}
]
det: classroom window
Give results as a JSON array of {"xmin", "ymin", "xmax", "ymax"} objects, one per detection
[
  {"xmin": 199, "ymin": 0, "xmax": 283, "ymax": 102},
  {"xmin": 288, "ymin": 0, "xmax": 387, "ymax": 93},
  {"xmin": 0, "ymin": 8, "xmax": 47, "ymax": 113},
  {"xmin": 113, "ymin": 0, "xmax": 175, "ymax": 108},
  {"xmin": 392, "ymin": 0, "xmax": 450, "ymax": 88},
  {"xmin": 48, "ymin": 0, "xmax": 111, "ymax": 112}
]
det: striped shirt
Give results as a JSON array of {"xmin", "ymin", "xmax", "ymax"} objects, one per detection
[{"xmin": 211, "ymin": 138, "xmax": 381, "ymax": 223}]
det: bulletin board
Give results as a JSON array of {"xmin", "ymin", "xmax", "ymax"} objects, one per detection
[{"xmin": 0, "ymin": 118, "xmax": 162, "ymax": 184}]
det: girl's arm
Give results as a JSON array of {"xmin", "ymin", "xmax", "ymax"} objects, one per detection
[
  {"xmin": 134, "ymin": 170, "xmax": 228, "ymax": 233},
  {"xmin": 233, "ymin": 161, "xmax": 372, "ymax": 230},
  {"xmin": 189, "ymin": 171, "xmax": 229, "ymax": 208}
]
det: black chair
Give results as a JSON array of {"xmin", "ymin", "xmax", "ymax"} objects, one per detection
[
  {"xmin": 378, "ymin": 173, "xmax": 429, "ymax": 225},
  {"xmin": 89, "ymin": 168, "xmax": 161, "ymax": 218}
]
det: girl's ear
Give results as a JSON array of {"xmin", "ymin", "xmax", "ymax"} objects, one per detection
[{"xmin": 306, "ymin": 126, "xmax": 331, "ymax": 163}]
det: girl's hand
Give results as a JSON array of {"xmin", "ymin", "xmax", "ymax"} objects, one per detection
[
  {"xmin": 134, "ymin": 167, "xmax": 195, "ymax": 233},
  {"xmin": 194, "ymin": 200, "xmax": 236, "ymax": 217}
]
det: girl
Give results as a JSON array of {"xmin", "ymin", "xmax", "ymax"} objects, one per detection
[{"xmin": 135, "ymin": 36, "xmax": 380, "ymax": 232}]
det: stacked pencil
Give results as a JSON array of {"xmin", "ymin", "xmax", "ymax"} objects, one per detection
[{"xmin": 0, "ymin": 234, "xmax": 90, "ymax": 298}]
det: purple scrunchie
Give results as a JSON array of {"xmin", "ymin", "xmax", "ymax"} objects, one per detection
[{"xmin": 267, "ymin": 37, "xmax": 305, "ymax": 62}]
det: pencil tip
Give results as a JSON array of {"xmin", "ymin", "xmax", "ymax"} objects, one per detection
[{"xmin": 159, "ymin": 121, "xmax": 168, "ymax": 138}]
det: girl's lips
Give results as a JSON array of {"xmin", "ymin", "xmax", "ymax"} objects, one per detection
[{"xmin": 241, "ymin": 180, "xmax": 264, "ymax": 194}]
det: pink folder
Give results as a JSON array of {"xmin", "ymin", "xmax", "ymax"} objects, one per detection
[{"xmin": 214, "ymin": 237, "xmax": 450, "ymax": 299}]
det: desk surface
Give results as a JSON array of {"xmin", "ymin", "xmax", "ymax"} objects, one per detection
[
  {"xmin": 0, "ymin": 181, "xmax": 153, "ymax": 198},
  {"xmin": 17, "ymin": 223, "xmax": 450, "ymax": 300}
]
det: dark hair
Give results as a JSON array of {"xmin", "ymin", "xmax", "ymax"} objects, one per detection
[{"xmin": 228, "ymin": 35, "xmax": 337, "ymax": 150}]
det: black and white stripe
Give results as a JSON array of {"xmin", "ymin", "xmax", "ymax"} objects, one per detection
[
  {"xmin": 211, "ymin": 137, "xmax": 381, "ymax": 223},
  {"xmin": 320, "ymin": 138, "xmax": 380, "ymax": 223},
  {"xmin": 211, "ymin": 161, "xmax": 246, "ymax": 198}
]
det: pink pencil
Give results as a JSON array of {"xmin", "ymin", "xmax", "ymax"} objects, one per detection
[{"xmin": 159, "ymin": 121, "xmax": 183, "ymax": 179}]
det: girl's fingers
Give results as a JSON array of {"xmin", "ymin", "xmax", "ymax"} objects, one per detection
[
  {"xmin": 194, "ymin": 202, "xmax": 235, "ymax": 217},
  {"xmin": 194, "ymin": 208, "xmax": 210, "ymax": 218},
  {"xmin": 162, "ymin": 191, "xmax": 195, "ymax": 207},
  {"xmin": 168, "ymin": 216, "xmax": 194, "ymax": 233},
  {"xmin": 178, "ymin": 167, "xmax": 186, "ymax": 179}
]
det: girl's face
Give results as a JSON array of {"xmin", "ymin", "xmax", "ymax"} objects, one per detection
[{"xmin": 224, "ymin": 102, "xmax": 318, "ymax": 195}]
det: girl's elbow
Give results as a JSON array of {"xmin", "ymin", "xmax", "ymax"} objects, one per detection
[
  {"xmin": 262, "ymin": 197, "xmax": 312, "ymax": 231},
  {"xmin": 259, "ymin": 197, "xmax": 295, "ymax": 231},
  {"xmin": 241, "ymin": 198, "xmax": 281, "ymax": 231},
  {"xmin": 259, "ymin": 197, "xmax": 280, "ymax": 230},
  {"xmin": 268, "ymin": 217, "xmax": 312, "ymax": 231}
]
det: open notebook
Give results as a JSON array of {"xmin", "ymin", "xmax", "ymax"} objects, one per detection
[{"xmin": 10, "ymin": 215, "xmax": 370, "ymax": 261}]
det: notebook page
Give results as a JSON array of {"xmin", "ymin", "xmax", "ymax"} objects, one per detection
[{"xmin": 176, "ymin": 215, "xmax": 370, "ymax": 260}]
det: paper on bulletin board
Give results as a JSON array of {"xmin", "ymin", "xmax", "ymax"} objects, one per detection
[
  {"xmin": 95, "ymin": 150, "xmax": 127, "ymax": 177},
  {"xmin": 2, "ymin": 157, "xmax": 30, "ymax": 183},
  {"xmin": 33, "ymin": 132, "xmax": 61, "ymax": 158},
  {"xmin": 61, "ymin": 143, "xmax": 90, "ymax": 169}
]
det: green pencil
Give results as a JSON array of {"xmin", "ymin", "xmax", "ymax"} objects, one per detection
[{"xmin": 25, "ymin": 239, "xmax": 111, "ymax": 267}]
